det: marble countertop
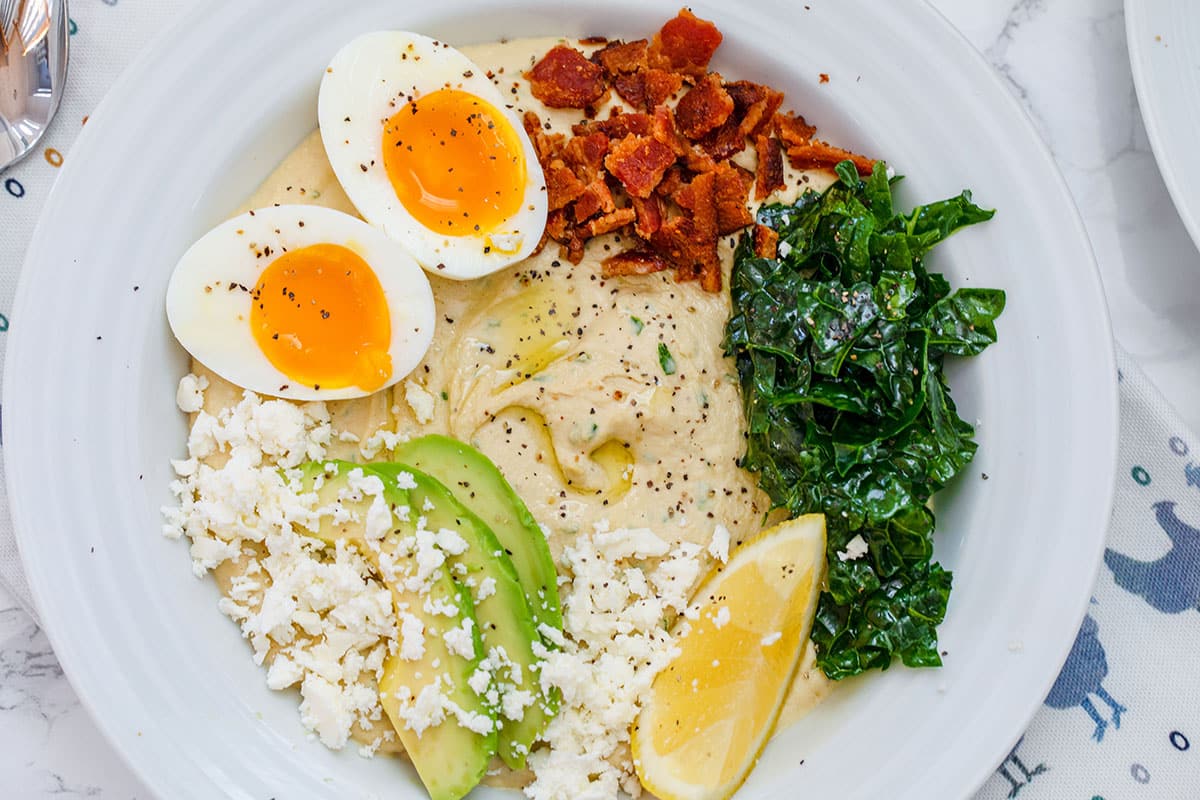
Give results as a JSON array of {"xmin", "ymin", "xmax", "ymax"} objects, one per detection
[{"xmin": 3, "ymin": 0, "xmax": 1198, "ymax": 797}]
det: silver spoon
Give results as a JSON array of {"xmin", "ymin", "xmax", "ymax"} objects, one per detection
[{"xmin": 0, "ymin": 0, "xmax": 68, "ymax": 171}]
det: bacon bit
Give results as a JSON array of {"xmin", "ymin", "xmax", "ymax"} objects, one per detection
[
  {"xmin": 546, "ymin": 209, "xmax": 571, "ymax": 241},
  {"xmin": 774, "ymin": 111, "xmax": 818, "ymax": 147},
  {"xmin": 565, "ymin": 233, "xmax": 587, "ymax": 264},
  {"xmin": 655, "ymin": 164, "xmax": 687, "ymax": 198},
  {"xmin": 675, "ymin": 74, "xmax": 735, "ymax": 139},
  {"xmin": 605, "ymin": 134, "xmax": 677, "ymax": 198},
  {"xmin": 631, "ymin": 194, "xmax": 664, "ymax": 237},
  {"xmin": 648, "ymin": 9, "xmax": 723, "ymax": 78},
  {"xmin": 583, "ymin": 207, "xmax": 637, "ymax": 237},
  {"xmin": 698, "ymin": 119, "xmax": 745, "ymax": 160},
  {"xmin": 591, "ymin": 39, "xmax": 650, "ymax": 75},
  {"xmin": 602, "ymin": 249, "xmax": 670, "ymax": 277},
  {"xmin": 562, "ymin": 132, "xmax": 610, "ymax": 182},
  {"xmin": 752, "ymin": 223, "xmax": 779, "ymax": 259},
  {"xmin": 579, "ymin": 35, "xmax": 609, "ymax": 45},
  {"xmin": 650, "ymin": 105, "xmax": 687, "ymax": 157},
  {"xmin": 523, "ymin": 110, "xmax": 564, "ymax": 161},
  {"xmin": 726, "ymin": 80, "xmax": 784, "ymax": 139},
  {"xmin": 659, "ymin": 171, "xmax": 722, "ymax": 290},
  {"xmin": 577, "ymin": 110, "xmax": 653, "ymax": 140},
  {"xmin": 713, "ymin": 163, "xmax": 754, "ymax": 235},
  {"xmin": 643, "ymin": 68, "xmax": 684, "ymax": 108},
  {"xmin": 754, "ymin": 134, "xmax": 785, "ymax": 200},
  {"xmin": 613, "ymin": 72, "xmax": 646, "ymax": 107},
  {"xmin": 546, "ymin": 161, "xmax": 587, "ymax": 211},
  {"xmin": 674, "ymin": 171, "xmax": 718, "ymax": 239},
  {"xmin": 787, "ymin": 140, "xmax": 876, "ymax": 175},
  {"xmin": 573, "ymin": 179, "xmax": 617, "ymax": 222},
  {"xmin": 526, "ymin": 45, "xmax": 607, "ymax": 108},
  {"xmin": 819, "ymin": 72, "xmax": 830, "ymax": 84}
]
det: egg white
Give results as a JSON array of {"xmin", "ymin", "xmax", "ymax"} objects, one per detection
[
  {"xmin": 166, "ymin": 204, "xmax": 435, "ymax": 402},
  {"xmin": 318, "ymin": 31, "xmax": 547, "ymax": 280}
]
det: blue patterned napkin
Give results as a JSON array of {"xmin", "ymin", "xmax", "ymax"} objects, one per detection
[
  {"xmin": 974, "ymin": 349, "xmax": 1200, "ymax": 799},
  {"xmin": 1, "ymin": 3, "xmax": 1198, "ymax": 798}
]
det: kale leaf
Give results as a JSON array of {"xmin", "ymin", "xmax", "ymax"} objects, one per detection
[{"xmin": 725, "ymin": 161, "xmax": 1005, "ymax": 680}]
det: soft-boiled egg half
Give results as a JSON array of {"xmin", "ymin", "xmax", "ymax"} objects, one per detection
[
  {"xmin": 318, "ymin": 31, "xmax": 547, "ymax": 280},
  {"xmin": 166, "ymin": 205, "xmax": 435, "ymax": 402}
]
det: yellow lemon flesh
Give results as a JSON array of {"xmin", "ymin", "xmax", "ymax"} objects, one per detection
[{"xmin": 631, "ymin": 514, "xmax": 827, "ymax": 800}]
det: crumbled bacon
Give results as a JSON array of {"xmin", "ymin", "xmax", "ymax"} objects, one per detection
[
  {"xmin": 643, "ymin": 68, "xmax": 684, "ymax": 108},
  {"xmin": 713, "ymin": 163, "xmax": 754, "ymax": 235},
  {"xmin": 547, "ymin": 161, "xmax": 587, "ymax": 211},
  {"xmin": 521, "ymin": 8, "xmax": 879, "ymax": 292},
  {"xmin": 787, "ymin": 140, "xmax": 876, "ymax": 175},
  {"xmin": 577, "ymin": 111, "xmax": 653, "ymax": 140},
  {"xmin": 605, "ymin": 134, "xmax": 677, "ymax": 198},
  {"xmin": 602, "ymin": 250, "xmax": 670, "ymax": 277},
  {"xmin": 591, "ymin": 39, "xmax": 650, "ymax": 75},
  {"xmin": 754, "ymin": 134, "xmax": 785, "ymax": 200},
  {"xmin": 583, "ymin": 207, "xmax": 637, "ymax": 237},
  {"xmin": 562, "ymin": 132, "xmax": 609, "ymax": 182},
  {"xmin": 648, "ymin": 9, "xmax": 723, "ymax": 78},
  {"xmin": 675, "ymin": 74, "xmax": 734, "ymax": 139},
  {"xmin": 573, "ymin": 179, "xmax": 617, "ymax": 223},
  {"xmin": 523, "ymin": 111, "xmax": 563, "ymax": 162},
  {"xmin": 527, "ymin": 45, "xmax": 608, "ymax": 108},
  {"xmin": 752, "ymin": 224, "xmax": 779, "ymax": 259},
  {"xmin": 631, "ymin": 194, "xmax": 664, "ymax": 237},
  {"xmin": 613, "ymin": 72, "xmax": 647, "ymax": 108},
  {"xmin": 774, "ymin": 111, "xmax": 818, "ymax": 147}
]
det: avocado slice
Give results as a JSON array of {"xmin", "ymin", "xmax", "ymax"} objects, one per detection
[
  {"xmin": 297, "ymin": 461, "xmax": 495, "ymax": 800},
  {"xmin": 369, "ymin": 463, "xmax": 556, "ymax": 769},
  {"xmin": 392, "ymin": 435, "xmax": 563, "ymax": 639}
]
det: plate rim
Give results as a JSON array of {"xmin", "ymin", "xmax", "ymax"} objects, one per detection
[
  {"xmin": 1126, "ymin": 0, "xmax": 1200, "ymax": 255},
  {"xmin": 3, "ymin": 1, "xmax": 1118, "ymax": 797}
]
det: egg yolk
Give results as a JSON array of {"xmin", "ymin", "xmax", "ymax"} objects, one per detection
[
  {"xmin": 383, "ymin": 89, "xmax": 525, "ymax": 237},
  {"xmin": 250, "ymin": 243, "xmax": 392, "ymax": 393}
]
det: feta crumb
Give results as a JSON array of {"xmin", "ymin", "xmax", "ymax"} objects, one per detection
[
  {"xmin": 524, "ymin": 524, "xmax": 700, "ymax": 800},
  {"xmin": 476, "ymin": 577, "xmax": 497, "ymax": 602},
  {"xmin": 708, "ymin": 523, "xmax": 731, "ymax": 564},
  {"xmin": 175, "ymin": 373, "xmax": 208, "ymax": 414},
  {"xmin": 404, "ymin": 380, "xmax": 437, "ymax": 425},
  {"xmin": 422, "ymin": 496, "xmax": 435, "ymax": 512},
  {"xmin": 394, "ymin": 471, "xmax": 418, "ymax": 490},
  {"xmin": 712, "ymin": 606, "xmax": 731, "ymax": 630},
  {"xmin": 836, "ymin": 533, "xmax": 869, "ymax": 562},
  {"xmin": 399, "ymin": 614, "xmax": 426, "ymax": 662},
  {"xmin": 443, "ymin": 618, "xmax": 477, "ymax": 659},
  {"xmin": 761, "ymin": 631, "xmax": 782, "ymax": 647}
]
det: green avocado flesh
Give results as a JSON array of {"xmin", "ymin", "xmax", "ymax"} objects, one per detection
[
  {"xmin": 369, "ymin": 462, "xmax": 557, "ymax": 770},
  {"xmin": 392, "ymin": 435, "xmax": 564, "ymax": 639},
  {"xmin": 297, "ymin": 461, "xmax": 493, "ymax": 800}
]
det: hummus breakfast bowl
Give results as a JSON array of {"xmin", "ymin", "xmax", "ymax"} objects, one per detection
[{"xmin": 3, "ymin": 2, "xmax": 1117, "ymax": 799}]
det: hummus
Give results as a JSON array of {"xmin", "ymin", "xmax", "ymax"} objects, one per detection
[{"xmin": 197, "ymin": 35, "xmax": 835, "ymax": 764}]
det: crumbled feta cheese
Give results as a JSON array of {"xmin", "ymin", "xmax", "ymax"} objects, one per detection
[
  {"xmin": 443, "ymin": 618, "xmax": 477, "ymax": 659},
  {"xmin": 175, "ymin": 373, "xmax": 208, "ymax": 414},
  {"xmin": 405, "ymin": 380, "xmax": 437, "ymax": 425},
  {"xmin": 712, "ymin": 606, "xmax": 731, "ymax": 629},
  {"xmin": 761, "ymin": 631, "xmax": 783, "ymax": 647},
  {"xmin": 163, "ymin": 388, "xmax": 393, "ymax": 750},
  {"xmin": 836, "ymin": 534, "xmax": 869, "ymax": 562},
  {"xmin": 476, "ymin": 577, "xmax": 497, "ymax": 602},
  {"xmin": 524, "ymin": 523, "xmax": 700, "ymax": 800},
  {"xmin": 394, "ymin": 471, "xmax": 418, "ymax": 490},
  {"xmin": 708, "ymin": 523, "xmax": 731, "ymax": 564},
  {"xmin": 399, "ymin": 613, "xmax": 426, "ymax": 662}
]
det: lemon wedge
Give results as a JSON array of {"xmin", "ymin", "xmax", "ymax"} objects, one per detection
[{"xmin": 631, "ymin": 514, "xmax": 827, "ymax": 800}]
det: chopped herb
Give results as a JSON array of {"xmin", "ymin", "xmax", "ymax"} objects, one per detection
[
  {"xmin": 440, "ymin": 390, "xmax": 449, "ymax": 401},
  {"xmin": 658, "ymin": 343, "xmax": 677, "ymax": 375},
  {"xmin": 631, "ymin": 316, "xmax": 645, "ymax": 335},
  {"xmin": 724, "ymin": 160, "xmax": 1004, "ymax": 680}
]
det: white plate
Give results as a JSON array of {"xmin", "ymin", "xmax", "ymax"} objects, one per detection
[
  {"xmin": 1127, "ymin": 0, "xmax": 1200, "ymax": 254},
  {"xmin": 3, "ymin": 1, "xmax": 1116, "ymax": 798}
]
